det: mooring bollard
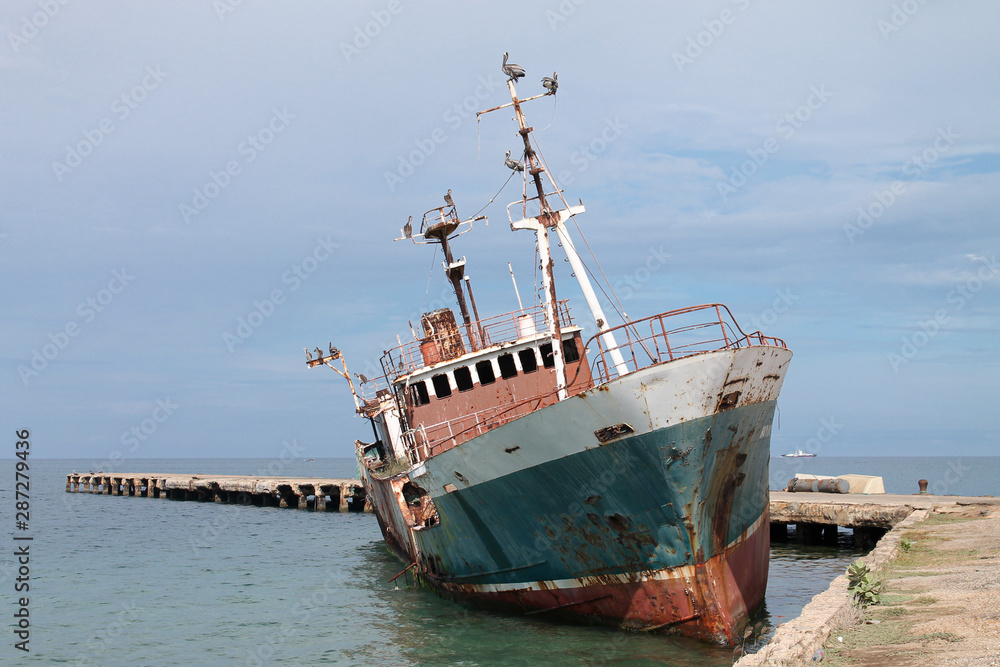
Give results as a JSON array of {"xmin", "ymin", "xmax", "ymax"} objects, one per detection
[{"xmin": 918, "ymin": 479, "xmax": 929, "ymax": 494}]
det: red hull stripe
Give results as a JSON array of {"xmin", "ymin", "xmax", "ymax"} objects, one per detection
[{"xmin": 436, "ymin": 511, "xmax": 770, "ymax": 643}]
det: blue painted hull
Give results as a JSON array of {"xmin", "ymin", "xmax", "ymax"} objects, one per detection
[{"xmin": 414, "ymin": 400, "xmax": 773, "ymax": 585}]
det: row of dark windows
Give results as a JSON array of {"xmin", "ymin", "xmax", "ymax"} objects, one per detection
[{"xmin": 408, "ymin": 339, "xmax": 581, "ymax": 406}]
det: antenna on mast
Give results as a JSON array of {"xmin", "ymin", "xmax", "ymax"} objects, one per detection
[{"xmin": 395, "ymin": 197, "xmax": 488, "ymax": 352}]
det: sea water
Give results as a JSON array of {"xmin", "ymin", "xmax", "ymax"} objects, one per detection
[{"xmin": 3, "ymin": 457, "xmax": 995, "ymax": 665}]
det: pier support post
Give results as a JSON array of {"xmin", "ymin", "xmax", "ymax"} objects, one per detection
[
  {"xmin": 315, "ymin": 493, "xmax": 327, "ymax": 511},
  {"xmin": 797, "ymin": 523, "xmax": 824, "ymax": 544},
  {"xmin": 338, "ymin": 486, "xmax": 350, "ymax": 513},
  {"xmin": 771, "ymin": 522, "xmax": 789, "ymax": 542}
]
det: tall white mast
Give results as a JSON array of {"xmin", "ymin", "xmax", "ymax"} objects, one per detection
[{"xmin": 479, "ymin": 65, "xmax": 629, "ymax": 384}]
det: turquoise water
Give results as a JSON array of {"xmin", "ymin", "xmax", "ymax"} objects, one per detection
[{"xmin": 3, "ymin": 457, "xmax": 995, "ymax": 665}]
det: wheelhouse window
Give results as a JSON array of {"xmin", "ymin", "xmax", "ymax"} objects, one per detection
[
  {"xmin": 431, "ymin": 374, "xmax": 452, "ymax": 399},
  {"xmin": 475, "ymin": 360, "xmax": 496, "ymax": 385},
  {"xmin": 540, "ymin": 343, "xmax": 555, "ymax": 368},
  {"xmin": 497, "ymin": 353, "xmax": 518, "ymax": 379},
  {"xmin": 518, "ymin": 348, "xmax": 538, "ymax": 373},
  {"xmin": 562, "ymin": 338, "xmax": 581, "ymax": 363},
  {"xmin": 409, "ymin": 380, "xmax": 430, "ymax": 406},
  {"xmin": 454, "ymin": 366, "xmax": 474, "ymax": 392}
]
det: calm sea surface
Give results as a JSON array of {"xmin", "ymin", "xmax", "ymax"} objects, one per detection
[{"xmin": 4, "ymin": 457, "xmax": 996, "ymax": 665}]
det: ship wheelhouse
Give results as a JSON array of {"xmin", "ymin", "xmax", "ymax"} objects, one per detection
[{"xmin": 380, "ymin": 303, "xmax": 595, "ymax": 462}]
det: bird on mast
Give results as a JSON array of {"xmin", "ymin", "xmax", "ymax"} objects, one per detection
[
  {"xmin": 541, "ymin": 72, "xmax": 558, "ymax": 94},
  {"xmin": 504, "ymin": 150, "xmax": 525, "ymax": 172},
  {"xmin": 501, "ymin": 52, "xmax": 525, "ymax": 82}
]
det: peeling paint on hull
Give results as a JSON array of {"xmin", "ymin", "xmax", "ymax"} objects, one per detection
[
  {"xmin": 363, "ymin": 346, "xmax": 789, "ymax": 645},
  {"xmin": 433, "ymin": 511, "xmax": 769, "ymax": 644}
]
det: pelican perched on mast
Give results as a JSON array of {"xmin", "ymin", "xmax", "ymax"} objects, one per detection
[
  {"xmin": 501, "ymin": 52, "xmax": 525, "ymax": 82},
  {"xmin": 504, "ymin": 150, "xmax": 524, "ymax": 172},
  {"xmin": 541, "ymin": 72, "xmax": 558, "ymax": 94}
]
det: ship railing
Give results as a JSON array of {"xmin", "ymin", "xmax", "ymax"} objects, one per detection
[
  {"xmin": 586, "ymin": 303, "xmax": 788, "ymax": 384},
  {"xmin": 409, "ymin": 386, "xmax": 563, "ymax": 460},
  {"xmin": 400, "ymin": 425, "xmax": 430, "ymax": 465},
  {"xmin": 380, "ymin": 300, "xmax": 574, "ymax": 382},
  {"xmin": 358, "ymin": 375, "xmax": 391, "ymax": 403}
]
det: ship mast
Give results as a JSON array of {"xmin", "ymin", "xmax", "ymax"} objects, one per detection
[
  {"xmin": 478, "ymin": 63, "xmax": 629, "ymax": 394},
  {"xmin": 397, "ymin": 205, "xmax": 487, "ymax": 351}
]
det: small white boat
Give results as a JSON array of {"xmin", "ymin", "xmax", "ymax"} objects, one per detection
[{"xmin": 781, "ymin": 449, "xmax": 816, "ymax": 458}]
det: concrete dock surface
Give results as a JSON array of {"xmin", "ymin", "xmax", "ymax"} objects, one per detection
[{"xmin": 738, "ymin": 496, "xmax": 1000, "ymax": 666}]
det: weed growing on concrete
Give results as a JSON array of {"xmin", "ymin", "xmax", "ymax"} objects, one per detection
[{"xmin": 847, "ymin": 560, "xmax": 883, "ymax": 607}]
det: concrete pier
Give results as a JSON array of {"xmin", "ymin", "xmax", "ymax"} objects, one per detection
[
  {"xmin": 65, "ymin": 473, "xmax": 371, "ymax": 512},
  {"xmin": 769, "ymin": 491, "xmax": 1000, "ymax": 547}
]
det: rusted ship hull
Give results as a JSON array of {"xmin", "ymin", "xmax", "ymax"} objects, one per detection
[
  {"xmin": 361, "ymin": 345, "xmax": 790, "ymax": 644},
  {"xmin": 432, "ymin": 511, "xmax": 769, "ymax": 643}
]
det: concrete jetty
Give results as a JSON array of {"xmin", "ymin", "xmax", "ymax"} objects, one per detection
[
  {"xmin": 768, "ymin": 491, "xmax": 1000, "ymax": 548},
  {"xmin": 65, "ymin": 472, "xmax": 371, "ymax": 512},
  {"xmin": 737, "ymin": 493, "xmax": 1000, "ymax": 666}
]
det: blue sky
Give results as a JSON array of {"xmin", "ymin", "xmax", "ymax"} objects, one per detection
[{"xmin": 2, "ymin": 1, "xmax": 998, "ymax": 464}]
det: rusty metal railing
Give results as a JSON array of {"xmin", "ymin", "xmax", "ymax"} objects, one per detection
[
  {"xmin": 380, "ymin": 300, "xmax": 574, "ymax": 382},
  {"xmin": 585, "ymin": 303, "xmax": 786, "ymax": 384},
  {"xmin": 413, "ymin": 385, "xmax": 564, "ymax": 459}
]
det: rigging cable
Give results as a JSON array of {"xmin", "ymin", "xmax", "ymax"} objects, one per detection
[
  {"xmin": 529, "ymin": 133, "xmax": 656, "ymax": 362},
  {"xmin": 470, "ymin": 167, "xmax": 518, "ymax": 220},
  {"xmin": 420, "ymin": 246, "xmax": 439, "ymax": 315}
]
